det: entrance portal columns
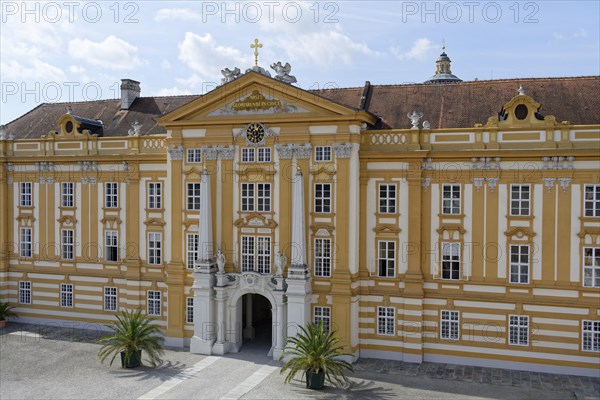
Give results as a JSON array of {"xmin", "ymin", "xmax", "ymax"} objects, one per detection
[{"xmin": 243, "ymin": 294, "xmax": 255, "ymax": 339}]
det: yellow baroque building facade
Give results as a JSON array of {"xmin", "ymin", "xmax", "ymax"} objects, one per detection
[{"xmin": 1, "ymin": 62, "xmax": 599, "ymax": 376}]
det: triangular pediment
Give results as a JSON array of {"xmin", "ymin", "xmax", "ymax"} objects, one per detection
[{"xmin": 157, "ymin": 72, "xmax": 376, "ymax": 127}]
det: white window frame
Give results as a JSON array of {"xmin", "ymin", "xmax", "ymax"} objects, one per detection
[
  {"xmin": 148, "ymin": 182, "xmax": 162, "ymax": 209},
  {"xmin": 105, "ymin": 182, "xmax": 118, "ymax": 208},
  {"xmin": 240, "ymin": 235, "xmax": 271, "ymax": 274},
  {"xmin": 315, "ymin": 146, "xmax": 332, "ymax": 162},
  {"xmin": 61, "ymin": 182, "xmax": 74, "ymax": 208},
  {"xmin": 582, "ymin": 320, "xmax": 600, "ymax": 352},
  {"xmin": 19, "ymin": 281, "xmax": 31, "ymax": 304},
  {"xmin": 20, "ymin": 227, "xmax": 32, "ymax": 258},
  {"xmin": 583, "ymin": 247, "xmax": 600, "ymax": 288},
  {"xmin": 60, "ymin": 283, "xmax": 73, "ymax": 308},
  {"xmin": 440, "ymin": 310, "xmax": 460, "ymax": 340},
  {"xmin": 20, "ymin": 182, "xmax": 32, "ymax": 207},
  {"xmin": 187, "ymin": 233, "xmax": 199, "ymax": 270},
  {"xmin": 510, "ymin": 184, "xmax": 530, "ymax": 216},
  {"xmin": 509, "ymin": 315, "xmax": 529, "ymax": 346},
  {"xmin": 241, "ymin": 236, "xmax": 255, "ymax": 272},
  {"xmin": 186, "ymin": 297, "xmax": 194, "ymax": 323},
  {"xmin": 187, "ymin": 183, "xmax": 201, "ymax": 211},
  {"xmin": 147, "ymin": 290, "xmax": 161, "ymax": 316},
  {"xmin": 257, "ymin": 183, "xmax": 271, "ymax": 212},
  {"xmin": 241, "ymin": 183, "xmax": 255, "ymax": 212},
  {"xmin": 378, "ymin": 240, "xmax": 396, "ymax": 277},
  {"xmin": 314, "ymin": 183, "xmax": 331, "ymax": 214},
  {"xmin": 241, "ymin": 183, "xmax": 271, "ymax": 213},
  {"xmin": 314, "ymin": 238, "xmax": 332, "ymax": 277},
  {"xmin": 104, "ymin": 287, "xmax": 118, "ymax": 311},
  {"xmin": 442, "ymin": 184, "xmax": 461, "ymax": 215},
  {"xmin": 105, "ymin": 231, "xmax": 119, "ymax": 263},
  {"xmin": 257, "ymin": 147, "xmax": 271, "ymax": 162},
  {"xmin": 378, "ymin": 184, "xmax": 396, "ymax": 214},
  {"xmin": 187, "ymin": 148, "xmax": 202, "ymax": 163},
  {"xmin": 584, "ymin": 184, "xmax": 600, "ymax": 217},
  {"xmin": 441, "ymin": 242, "xmax": 460, "ymax": 280},
  {"xmin": 377, "ymin": 306, "xmax": 395, "ymax": 336},
  {"xmin": 61, "ymin": 229, "xmax": 74, "ymax": 260},
  {"xmin": 241, "ymin": 147, "xmax": 255, "ymax": 163},
  {"xmin": 314, "ymin": 306, "xmax": 331, "ymax": 333},
  {"xmin": 509, "ymin": 244, "xmax": 529, "ymax": 284},
  {"xmin": 148, "ymin": 232, "xmax": 162, "ymax": 265}
]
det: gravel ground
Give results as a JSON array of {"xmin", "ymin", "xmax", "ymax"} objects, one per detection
[{"xmin": 0, "ymin": 323, "xmax": 595, "ymax": 400}]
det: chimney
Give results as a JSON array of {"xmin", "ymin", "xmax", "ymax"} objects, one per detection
[{"xmin": 120, "ymin": 79, "xmax": 140, "ymax": 110}]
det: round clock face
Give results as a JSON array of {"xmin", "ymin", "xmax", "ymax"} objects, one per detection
[{"xmin": 246, "ymin": 123, "xmax": 265, "ymax": 144}]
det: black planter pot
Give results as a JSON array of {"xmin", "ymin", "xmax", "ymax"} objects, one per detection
[
  {"xmin": 120, "ymin": 350, "xmax": 142, "ymax": 368},
  {"xmin": 305, "ymin": 369, "xmax": 325, "ymax": 390}
]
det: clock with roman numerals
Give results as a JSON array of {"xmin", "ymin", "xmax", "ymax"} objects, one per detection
[{"xmin": 245, "ymin": 123, "xmax": 266, "ymax": 145}]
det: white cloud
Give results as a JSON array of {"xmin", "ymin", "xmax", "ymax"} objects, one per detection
[
  {"xmin": 155, "ymin": 8, "xmax": 202, "ymax": 22},
  {"xmin": 178, "ymin": 32, "xmax": 250, "ymax": 81},
  {"xmin": 553, "ymin": 28, "xmax": 587, "ymax": 41},
  {"xmin": 1, "ymin": 59, "xmax": 66, "ymax": 81},
  {"xmin": 154, "ymin": 87, "xmax": 193, "ymax": 96},
  {"xmin": 391, "ymin": 38, "xmax": 436, "ymax": 61},
  {"xmin": 161, "ymin": 59, "xmax": 171, "ymax": 70},
  {"xmin": 68, "ymin": 65, "xmax": 86, "ymax": 74},
  {"xmin": 278, "ymin": 30, "xmax": 376, "ymax": 68},
  {"xmin": 68, "ymin": 36, "xmax": 146, "ymax": 70}
]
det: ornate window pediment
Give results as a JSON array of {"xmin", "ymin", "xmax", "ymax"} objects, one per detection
[
  {"xmin": 310, "ymin": 223, "xmax": 335, "ymax": 235},
  {"xmin": 504, "ymin": 226, "xmax": 536, "ymax": 239},
  {"xmin": 144, "ymin": 218, "xmax": 166, "ymax": 227},
  {"xmin": 485, "ymin": 92, "xmax": 557, "ymax": 128},
  {"xmin": 436, "ymin": 224, "xmax": 466, "ymax": 235},
  {"xmin": 57, "ymin": 215, "xmax": 77, "ymax": 225},
  {"xmin": 373, "ymin": 224, "xmax": 400, "ymax": 234},
  {"xmin": 234, "ymin": 213, "xmax": 277, "ymax": 228}
]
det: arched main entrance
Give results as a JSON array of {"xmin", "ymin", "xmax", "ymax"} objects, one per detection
[{"xmin": 240, "ymin": 293, "xmax": 272, "ymax": 353}]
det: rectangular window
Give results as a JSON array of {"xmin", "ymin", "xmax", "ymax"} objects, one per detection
[
  {"xmin": 148, "ymin": 182, "xmax": 162, "ymax": 209},
  {"xmin": 510, "ymin": 244, "xmax": 529, "ymax": 284},
  {"xmin": 105, "ymin": 231, "xmax": 119, "ymax": 262},
  {"xmin": 19, "ymin": 281, "xmax": 31, "ymax": 304},
  {"xmin": 510, "ymin": 184, "xmax": 530, "ymax": 216},
  {"xmin": 583, "ymin": 247, "xmax": 600, "ymax": 287},
  {"xmin": 379, "ymin": 184, "xmax": 396, "ymax": 214},
  {"xmin": 441, "ymin": 242, "xmax": 460, "ymax": 280},
  {"xmin": 378, "ymin": 241, "xmax": 396, "ymax": 277},
  {"xmin": 61, "ymin": 229, "xmax": 74, "ymax": 260},
  {"xmin": 147, "ymin": 291, "xmax": 161, "ymax": 316},
  {"xmin": 509, "ymin": 315, "xmax": 529, "ymax": 346},
  {"xmin": 61, "ymin": 182, "xmax": 74, "ymax": 208},
  {"xmin": 105, "ymin": 182, "xmax": 118, "ymax": 208},
  {"xmin": 584, "ymin": 185, "xmax": 600, "ymax": 217},
  {"xmin": 582, "ymin": 320, "xmax": 600, "ymax": 352},
  {"xmin": 241, "ymin": 148, "xmax": 255, "ymax": 163},
  {"xmin": 314, "ymin": 306, "xmax": 331, "ymax": 333},
  {"xmin": 257, "ymin": 147, "xmax": 271, "ymax": 162},
  {"xmin": 315, "ymin": 146, "xmax": 332, "ymax": 162},
  {"xmin": 314, "ymin": 238, "xmax": 331, "ymax": 277},
  {"xmin": 315, "ymin": 183, "xmax": 331, "ymax": 213},
  {"xmin": 257, "ymin": 236, "xmax": 271, "ymax": 274},
  {"xmin": 241, "ymin": 183, "xmax": 255, "ymax": 212},
  {"xmin": 187, "ymin": 183, "xmax": 201, "ymax": 210},
  {"xmin": 187, "ymin": 148, "xmax": 202, "ymax": 163},
  {"xmin": 60, "ymin": 283, "xmax": 73, "ymax": 308},
  {"xmin": 187, "ymin": 233, "xmax": 199, "ymax": 270},
  {"xmin": 20, "ymin": 228, "xmax": 32, "ymax": 258},
  {"xmin": 440, "ymin": 310, "xmax": 460, "ymax": 340},
  {"xmin": 257, "ymin": 183, "xmax": 271, "ymax": 212},
  {"xmin": 148, "ymin": 232, "xmax": 162, "ymax": 265},
  {"xmin": 20, "ymin": 182, "xmax": 32, "ymax": 206},
  {"xmin": 241, "ymin": 236, "xmax": 255, "ymax": 272},
  {"xmin": 104, "ymin": 287, "xmax": 118, "ymax": 311},
  {"xmin": 442, "ymin": 184, "xmax": 461, "ymax": 215},
  {"xmin": 377, "ymin": 306, "xmax": 395, "ymax": 336},
  {"xmin": 186, "ymin": 297, "xmax": 194, "ymax": 323}
]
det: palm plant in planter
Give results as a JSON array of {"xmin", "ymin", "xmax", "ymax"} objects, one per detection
[
  {"xmin": 0, "ymin": 302, "xmax": 18, "ymax": 329},
  {"xmin": 280, "ymin": 322, "xmax": 353, "ymax": 390},
  {"xmin": 97, "ymin": 309, "xmax": 164, "ymax": 368}
]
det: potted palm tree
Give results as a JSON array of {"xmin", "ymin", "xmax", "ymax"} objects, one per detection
[
  {"xmin": 280, "ymin": 322, "xmax": 353, "ymax": 390},
  {"xmin": 0, "ymin": 302, "xmax": 18, "ymax": 329},
  {"xmin": 97, "ymin": 308, "xmax": 164, "ymax": 368}
]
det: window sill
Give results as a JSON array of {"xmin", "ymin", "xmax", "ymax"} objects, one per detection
[{"xmin": 438, "ymin": 213, "xmax": 465, "ymax": 219}]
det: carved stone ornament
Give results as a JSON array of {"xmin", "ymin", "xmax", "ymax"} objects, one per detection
[
  {"xmin": 486, "ymin": 177, "xmax": 499, "ymax": 192},
  {"xmin": 543, "ymin": 177, "xmax": 556, "ymax": 192},
  {"xmin": 333, "ymin": 142, "xmax": 353, "ymax": 159},
  {"xmin": 558, "ymin": 177, "xmax": 572, "ymax": 192},
  {"xmin": 407, "ymin": 111, "xmax": 423, "ymax": 129},
  {"xmin": 270, "ymin": 61, "xmax": 297, "ymax": 84},
  {"xmin": 167, "ymin": 145, "xmax": 184, "ymax": 161},
  {"xmin": 78, "ymin": 161, "xmax": 98, "ymax": 172},
  {"xmin": 202, "ymin": 146, "xmax": 218, "ymax": 161},
  {"xmin": 221, "ymin": 67, "xmax": 241, "ymax": 85},
  {"xmin": 202, "ymin": 145, "xmax": 235, "ymax": 160},
  {"xmin": 473, "ymin": 177, "xmax": 485, "ymax": 191},
  {"xmin": 421, "ymin": 178, "xmax": 432, "ymax": 190},
  {"xmin": 275, "ymin": 143, "xmax": 312, "ymax": 159}
]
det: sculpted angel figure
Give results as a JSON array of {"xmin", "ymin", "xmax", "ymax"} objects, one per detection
[
  {"xmin": 216, "ymin": 249, "xmax": 226, "ymax": 274},
  {"xmin": 270, "ymin": 62, "xmax": 297, "ymax": 84},
  {"xmin": 221, "ymin": 67, "xmax": 241, "ymax": 85},
  {"xmin": 274, "ymin": 251, "xmax": 287, "ymax": 276}
]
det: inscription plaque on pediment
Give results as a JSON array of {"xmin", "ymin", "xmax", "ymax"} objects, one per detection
[{"xmin": 208, "ymin": 90, "xmax": 308, "ymax": 116}]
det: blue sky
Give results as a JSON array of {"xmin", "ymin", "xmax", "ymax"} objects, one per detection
[{"xmin": 1, "ymin": 1, "xmax": 599, "ymax": 124}]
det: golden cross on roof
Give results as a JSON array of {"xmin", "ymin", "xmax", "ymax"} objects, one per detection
[{"xmin": 250, "ymin": 38, "xmax": 262, "ymax": 67}]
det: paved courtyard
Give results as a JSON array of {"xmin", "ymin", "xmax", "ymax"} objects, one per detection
[{"xmin": 0, "ymin": 323, "xmax": 598, "ymax": 400}]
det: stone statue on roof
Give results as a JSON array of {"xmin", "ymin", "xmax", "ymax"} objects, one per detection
[
  {"xmin": 221, "ymin": 67, "xmax": 241, "ymax": 85},
  {"xmin": 270, "ymin": 62, "xmax": 297, "ymax": 84},
  {"xmin": 408, "ymin": 111, "xmax": 424, "ymax": 129}
]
